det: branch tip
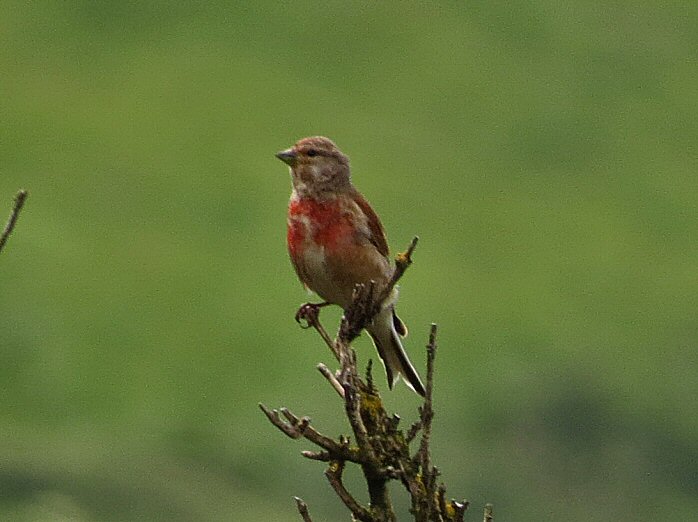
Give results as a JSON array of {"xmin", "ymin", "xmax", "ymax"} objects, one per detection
[
  {"xmin": 483, "ymin": 503, "xmax": 494, "ymax": 522},
  {"xmin": 407, "ymin": 235, "xmax": 419, "ymax": 256},
  {"xmin": 428, "ymin": 323, "xmax": 438, "ymax": 349},
  {"xmin": 301, "ymin": 450, "xmax": 331, "ymax": 461},
  {"xmin": 0, "ymin": 189, "xmax": 29, "ymax": 255},
  {"xmin": 395, "ymin": 235, "xmax": 419, "ymax": 269},
  {"xmin": 294, "ymin": 496, "xmax": 313, "ymax": 522},
  {"xmin": 317, "ymin": 363, "xmax": 345, "ymax": 398}
]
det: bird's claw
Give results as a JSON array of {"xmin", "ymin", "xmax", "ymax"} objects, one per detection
[{"xmin": 295, "ymin": 302, "xmax": 328, "ymax": 329}]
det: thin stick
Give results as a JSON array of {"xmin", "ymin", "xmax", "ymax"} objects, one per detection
[
  {"xmin": 325, "ymin": 461, "xmax": 372, "ymax": 522},
  {"xmin": 317, "ymin": 363, "xmax": 345, "ymax": 398},
  {"xmin": 313, "ymin": 321, "xmax": 338, "ymax": 360},
  {"xmin": 381, "ymin": 235, "xmax": 419, "ymax": 302},
  {"xmin": 301, "ymin": 450, "xmax": 331, "ymax": 461},
  {"xmin": 258, "ymin": 403, "xmax": 362, "ymax": 463},
  {"xmin": 294, "ymin": 497, "xmax": 313, "ymax": 522},
  {"xmin": 417, "ymin": 324, "xmax": 438, "ymax": 470},
  {"xmin": 0, "ymin": 190, "xmax": 28, "ymax": 255},
  {"xmin": 296, "ymin": 303, "xmax": 341, "ymax": 361}
]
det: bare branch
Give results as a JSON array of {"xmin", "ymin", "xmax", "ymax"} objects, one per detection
[
  {"xmin": 382, "ymin": 235, "xmax": 418, "ymax": 301},
  {"xmin": 301, "ymin": 450, "xmax": 332, "ymax": 461},
  {"xmin": 405, "ymin": 419, "xmax": 422, "ymax": 444},
  {"xmin": 258, "ymin": 403, "xmax": 362, "ymax": 463},
  {"xmin": 325, "ymin": 461, "xmax": 372, "ymax": 522},
  {"xmin": 264, "ymin": 234, "xmax": 491, "ymax": 520},
  {"xmin": 417, "ymin": 324, "xmax": 438, "ymax": 470},
  {"xmin": 317, "ymin": 363, "xmax": 345, "ymax": 398},
  {"xmin": 294, "ymin": 496, "xmax": 313, "ymax": 522},
  {"xmin": 295, "ymin": 302, "xmax": 339, "ymax": 360},
  {"xmin": 280, "ymin": 407, "xmax": 311, "ymax": 432},
  {"xmin": 259, "ymin": 403, "xmax": 307, "ymax": 439},
  {"xmin": 341, "ymin": 369, "xmax": 374, "ymax": 461},
  {"xmin": 0, "ymin": 189, "xmax": 28, "ymax": 255}
]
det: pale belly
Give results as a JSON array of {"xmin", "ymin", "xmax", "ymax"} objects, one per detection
[
  {"xmin": 295, "ymin": 238, "xmax": 392, "ymax": 309},
  {"xmin": 298, "ymin": 241, "xmax": 350, "ymax": 306}
]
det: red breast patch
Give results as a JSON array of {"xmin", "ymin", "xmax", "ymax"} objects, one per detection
[{"xmin": 288, "ymin": 197, "xmax": 354, "ymax": 254}]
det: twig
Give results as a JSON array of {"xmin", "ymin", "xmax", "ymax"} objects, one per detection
[
  {"xmin": 417, "ymin": 324, "xmax": 438, "ymax": 470},
  {"xmin": 294, "ymin": 496, "xmax": 313, "ymax": 522},
  {"xmin": 317, "ymin": 363, "xmax": 345, "ymax": 398},
  {"xmin": 343, "ymin": 380, "xmax": 373, "ymax": 460},
  {"xmin": 338, "ymin": 237, "xmax": 419, "ymax": 346},
  {"xmin": 381, "ymin": 236, "xmax": 419, "ymax": 303},
  {"xmin": 258, "ymin": 403, "xmax": 362, "ymax": 463},
  {"xmin": 405, "ymin": 325, "xmax": 438, "ymax": 445},
  {"xmin": 260, "ymin": 404, "xmax": 307, "ymax": 439},
  {"xmin": 325, "ymin": 461, "xmax": 372, "ymax": 522},
  {"xmin": 0, "ymin": 189, "xmax": 28, "ymax": 255},
  {"xmin": 301, "ymin": 450, "xmax": 332, "ymax": 461},
  {"xmin": 296, "ymin": 303, "xmax": 340, "ymax": 361},
  {"xmin": 313, "ymin": 322, "xmax": 338, "ymax": 361},
  {"xmin": 405, "ymin": 419, "xmax": 422, "ymax": 444}
]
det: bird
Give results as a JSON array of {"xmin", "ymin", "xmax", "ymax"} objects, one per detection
[{"xmin": 276, "ymin": 136, "xmax": 425, "ymax": 396}]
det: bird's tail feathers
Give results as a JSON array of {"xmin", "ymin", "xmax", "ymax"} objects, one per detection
[{"xmin": 367, "ymin": 307, "xmax": 425, "ymax": 397}]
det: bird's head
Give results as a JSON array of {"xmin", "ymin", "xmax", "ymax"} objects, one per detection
[{"xmin": 276, "ymin": 136, "xmax": 351, "ymax": 197}]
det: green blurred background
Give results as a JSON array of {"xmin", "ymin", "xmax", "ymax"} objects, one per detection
[{"xmin": 1, "ymin": 2, "xmax": 696, "ymax": 520}]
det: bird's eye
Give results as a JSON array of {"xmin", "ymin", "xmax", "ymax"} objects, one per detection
[{"xmin": 307, "ymin": 149, "xmax": 318, "ymax": 157}]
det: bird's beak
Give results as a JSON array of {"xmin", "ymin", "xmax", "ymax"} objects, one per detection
[{"xmin": 275, "ymin": 148, "xmax": 297, "ymax": 166}]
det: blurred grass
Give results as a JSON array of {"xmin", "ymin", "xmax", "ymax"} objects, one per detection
[{"xmin": 1, "ymin": 1, "xmax": 696, "ymax": 520}]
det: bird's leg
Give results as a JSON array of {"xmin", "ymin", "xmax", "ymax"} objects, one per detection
[{"xmin": 295, "ymin": 302, "xmax": 331, "ymax": 329}]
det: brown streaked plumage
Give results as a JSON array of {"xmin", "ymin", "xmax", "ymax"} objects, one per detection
[{"xmin": 276, "ymin": 136, "xmax": 425, "ymax": 396}]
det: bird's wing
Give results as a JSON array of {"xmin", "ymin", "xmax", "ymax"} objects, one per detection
[{"xmin": 352, "ymin": 190, "xmax": 390, "ymax": 258}]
